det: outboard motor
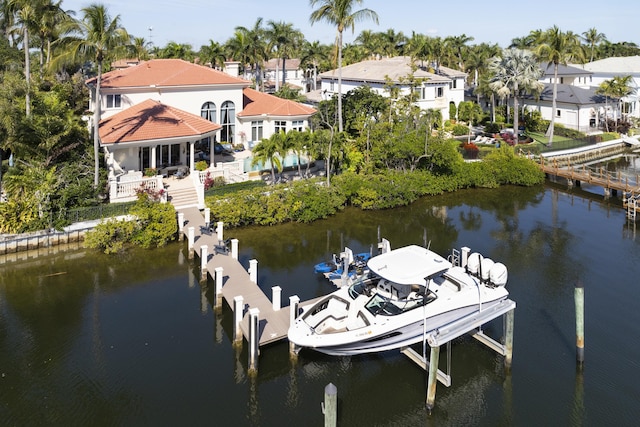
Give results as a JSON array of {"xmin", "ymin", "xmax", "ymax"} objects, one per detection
[
  {"xmin": 480, "ymin": 258, "xmax": 494, "ymax": 283},
  {"xmin": 489, "ymin": 262, "xmax": 508, "ymax": 287},
  {"xmin": 466, "ymin": 252, "xmax": 482, "ymax": 277}
]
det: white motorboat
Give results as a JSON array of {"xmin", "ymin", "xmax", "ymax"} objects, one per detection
[{"xmin": 288, "ymin": 244, "xmax": 509, "ymax": 356}]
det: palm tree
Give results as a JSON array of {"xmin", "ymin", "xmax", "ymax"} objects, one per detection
[
  {"xmin": 445, "ymin": 33, "xmax": 474, "ymax": 71},
  {"xmin": 130, "ymin": 36, "xmax": 151, "ymax": 61},
  {"xmin": 266, "ymin": 20, "xmax": 303, "ymax": 90},
  {"xmin": 581, "ymin": 27, "xmax": 606, "ymax": 63},
  {"xmin": 309, "ymin": 0, "xmax": 379, "ymax": 133},
  {"xmin": 596, "ymin": 78, "xmax": 614, "ymax": 132},
  {"xmin": 488, "ymin": 48, "xmax": 543, "ymax": 137},
  {"xmin": 535, "ymin": 26, "xmax": 584, "ymax": 146},
  {"xmin": 609, "ymin": 75, "xmax": 636, "ymax": 130},
  {"xmin": 198, "ymin": 39, "xmax": 226, "ymax": 69},
  {"xmin": 251, "ymin": 131, "xmax": 284, "ymax": 184},
  {"xmin": 158, "ymin": 41, "xmax": 194, "ymax": 60},
  {"xmin": 300, "ymin": 40, "xmax": 328, "ymax": 91},
  {"xmin": 54, "ymin": 4, "xmax": 129, "ymax": 188},
  {"xmin": 35, "ymin": 0, "xmax": 73, "ymax": 72},
  {"xmin": 233, "ymin": 18, "xmax": 268, "ymax": 90}
]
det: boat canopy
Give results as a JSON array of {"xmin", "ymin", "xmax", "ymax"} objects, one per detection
[{"xmin": 367, "ymin": 245, "xmax": 452, "ymax": 286}]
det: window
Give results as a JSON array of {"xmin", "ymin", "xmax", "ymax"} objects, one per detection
[
  {"xmin": 413, "ymin": 87, "xmax": 424, "ymax": 100},
  {"xmin": 106, "ymin": 94, "xmax": 121, "ymax": 109},
  {"xmin": 220, "ymin": 101, "xmax": 235, "ymax": 143},
  {"xmin": 436, "ymin": 87, "xmax": 444, "ymax": 98},
  {"xmin": 201, "ymin": 102, "xmax": 217, "ymax": 122},
  {"xmin": 275, "ymin": 120, "xmax": 286, "ymax": 134},
  {"xmin": 556, "ymin": 109, "xmax": 561, "ymax": 118},
  {"xmin": 251, "ymin": 120, "xmax": 264, "ymax": 141},
  {"xmin": 291, "ymin": 120, "xmax": 303, "ymax": 132},
  {"xmin": 452, "ymin": 79, "xmax": 457, "ymax": 89}
]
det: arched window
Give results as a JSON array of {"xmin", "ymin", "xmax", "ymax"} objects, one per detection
[
  {"xmin": 220, "ymin": 101, "xmax": 235, "ymax": 143},
  {"xmin": 201, "ymin": 102, "xmax": 216, "ymax": 122}
]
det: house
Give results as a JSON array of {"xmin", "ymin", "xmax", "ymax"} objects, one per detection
[
  {"xmin": 522, "ymin": 83, "xmax": 607, "ymax": 134},
  {"xmin": 87, "ymin": 58, "xmax": 316, "ymax": 205},
  {"xmin": 579, "ymin": 56, "xmax": 640, "ymax": 119},
  {"xmin": 260, "ymin": 58, "xmax": 307, "ymax": 93},
  {"xmin": 317, "ymin": 56, "xmax": 467, "ymax": 119}
]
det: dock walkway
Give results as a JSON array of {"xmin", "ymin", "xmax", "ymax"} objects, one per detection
[{"xmin": 178, "ymin": 207, "xmax": 302, "ymax": 346}]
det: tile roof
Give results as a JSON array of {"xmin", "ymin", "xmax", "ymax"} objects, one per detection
[
  {"xmin": 237, "ymin": 88, "xmax": 316, "ymax": 118},
  {"xmin": 91, "ymin": 59, "xmax": 250, "ymax": 89},
  {"xmin": 99, "ymin": 99, "xmax": 221, "ymax": 145},
  {"xmin": 319, "ymin": 56, "xmax": 451, "ymax": 84}
]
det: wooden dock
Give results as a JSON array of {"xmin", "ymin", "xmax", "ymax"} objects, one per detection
[
  {"xmin": 540, "ymin": 158, "xmax": 640, "ymax": 195},
  {"xmin": 178, "ymin": 207, "xmax": 314, "ymax": 346}
]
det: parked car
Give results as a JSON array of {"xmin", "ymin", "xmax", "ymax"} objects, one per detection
[{"xmin": 214, "ymin": 142, "xmax": 233, "ymax": 155}]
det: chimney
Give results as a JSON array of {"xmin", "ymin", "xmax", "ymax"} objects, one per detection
[{"xmin": 224, "ymin": 61, "xmax": 240, "ymax": 77}]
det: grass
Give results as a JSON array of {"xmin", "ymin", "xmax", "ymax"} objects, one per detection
[{"xmin": 526, "ymin": 132, "xmax": 594, "ymax": 152}]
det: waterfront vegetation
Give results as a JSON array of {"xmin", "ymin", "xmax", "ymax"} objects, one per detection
[{"xmin": 1, "ymin": 1, "xmax": 639, "ymax": 237}]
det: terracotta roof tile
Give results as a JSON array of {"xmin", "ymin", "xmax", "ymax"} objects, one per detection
[
  {"xmin": 99, "ymin": 99, "xmax": 221, "ymax": 144},
  {"xmin": 91, "ymin": 59, "xmax": 250, "ymax": 89},
  {"xmin": 237, "ymin": 88, "xmax": 316, "ymax": 118}
]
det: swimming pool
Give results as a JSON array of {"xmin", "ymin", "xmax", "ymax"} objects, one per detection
[{"xmin": 243, "ymin": 153, "xmax": 309, "ymax": 172}]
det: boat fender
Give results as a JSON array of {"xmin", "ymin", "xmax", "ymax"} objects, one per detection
[
  {"xmin": 489, "ymin": 263, "xmax": 508, "ymax": 287},
  {"xmin": 467, "ymin": 252, "xmax": 482, "ymax": 276},
  {"xmin": 480, "ymin": 258, "xmax": 494, "ymax": 282}
]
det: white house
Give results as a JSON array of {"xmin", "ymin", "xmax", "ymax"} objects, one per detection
[
  {"xmin": 87, "ymin": 59, "xmax": 316, "ymax": 205},
  {"xmin": 261, "ymin": 58, "xmax": 307, "ymax": 93},
  {"xmin": 317, "ymin": 56, "xmax": 467, "ymax": 119}
]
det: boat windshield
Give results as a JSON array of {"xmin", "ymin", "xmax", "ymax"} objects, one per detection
[
  {"xmin": 347, "ymin": 277, "xmax": 375, "ymax": 300},
  {"xmin": 364, "ymin": 291, "xmax": 435, "ymax": 316}
]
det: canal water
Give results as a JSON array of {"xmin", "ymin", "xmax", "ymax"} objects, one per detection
[{"xmin": 1, "ymin": 183, "xmax": 639, "ymax": 426}]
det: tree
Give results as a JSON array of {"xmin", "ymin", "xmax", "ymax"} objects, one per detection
[
  {"xmin": 251, "ymin": 131, "xmax": 284, "ymax": 184},
  {"xmin": 54, "ymin": 4, "xmax": 129, "ymax": 188},
  {"xmin": 232, "ymin": 18, "xmax": 268, "ymax": 90},
  {"xmin": 198, "ymin": 39, "xmax": 226, "ymax": 69},
  {"xmin": 535, "ymin": 26, "xmax": 584, "ymax": 146},
  {"xmin": 299, "ymin": 40, "xmax": 329, "ymax": 91},
  {"xmin": 266, "ymin": 20, "xmax": 303, "ymax": 90},
  {"xmin": 309, "ymin": 0, "xmax": 378, "ymax": 133},
  {"xmin": 488, "ymin": 48, "xmax": 543, "ymax": 138},
  {"xmin": 581, "ymin": 27, "xmax": 606, "ymax": 63},
  {"xmin": 130, "ymin": 36, "xmax": 151, "ymax": 61},
  {"xmin": 157, "ymin": 41, "xmax": 194, "ymax": 60}
]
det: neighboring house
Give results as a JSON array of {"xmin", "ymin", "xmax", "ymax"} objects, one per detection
[
  {"xmin": 318, "ymin": 56, "xmax": 467, "ymax": 119},
  {"xmin": 88, "ymin": 59, "xmax": 316, "ymax": 179},
  {"xmin": 579, "ymin": 56, "xmax": 640, "ymax": 120},
  {"xmin": 261, "ymin": 58, "xmax": 307, "ymax": 93},
  {"xmin": 522, "ymin": 83, "xmax": 607, "ymax": 134},
  {"xmin": 539, "ymin": 63, "xmax": 594, "ymax": 88}
]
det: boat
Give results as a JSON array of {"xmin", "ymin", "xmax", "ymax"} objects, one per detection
[
  {"xmin": 314, "ymin": 247, "xmax": 372, "ymax": 284},
  {"xmin": 288, "ymin": 244, "xmax": 509, "ymax": 356}
]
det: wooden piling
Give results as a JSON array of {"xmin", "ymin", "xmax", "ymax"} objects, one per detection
[
  {"xmin": 249, "ymin": 259, "xmax": 258, "ymax": 284},
  {"xmin": 272, "ymin": 286, "xmax": 282, "ymax": 311},
  {"xmin": 177, "ymin": 212, "xmax": 185, "ymax": 241},
  {"xmin": 323, "ymin": 383, "xmax": 337, "ymax": 427},
  {"xmin": 200, "ymin": 245, "xmax": 208, "ymax": 278},
  {"xmin": 230, "ymin": 238, "xmax": 239, "ymax": 260},
  {"xmin": 575, "ymin": 282, "xmax": 585, "ymax": 365},
  {"xmin": 204, "ymin": 208, "xmax": 210, "ymax": 228},
  {"xmin": 504, "ymin": 309, "xmax": 515, "ymax": 370},
  {"xmin": 214, "ymin": 267, "xmax": 224, "ymax": 308},
  {"xmin": 233, "ymin": 295, "xmax": 244, "ymax": 344},
  {"xmin": 425, "ymin": 345, "xmax": 440, "ymax": 412},
  {"xmin": 289, "ymin": 295, "xmax": 300, "ymax": 354},
  {"xmin": 187, "ymin": 226, "xmax": 195, "ymax": 258}
]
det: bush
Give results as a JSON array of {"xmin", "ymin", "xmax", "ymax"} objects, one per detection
[
  {"xmin": 484, "ymin": 122, "xmax": 501, "ymax": 134},
  {"xmin": 144, "ymin": 168, "xmax": 157, "ymax": 177},
  {"xmin": 452, "ymin": 123, "xmax": 469, "ymax": 136},
  {"xmin": 195, "ymin": 160, "xmax": 208, "ymax": 171}
]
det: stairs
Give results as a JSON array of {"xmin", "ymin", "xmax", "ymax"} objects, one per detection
[{"xmin": 166, "ymin": 181, "xmax": 199, "ymax": 209}]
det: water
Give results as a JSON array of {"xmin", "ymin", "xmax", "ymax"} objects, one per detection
[
  {"xmin": 243, "ymin": 154, "xmax": 308, "ymax": 172},
  {"xmin": 1, "ymin": 184, "xmax": 640, "ymax": 426}
]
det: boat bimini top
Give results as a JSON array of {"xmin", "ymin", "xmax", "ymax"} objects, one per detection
[{"xmin": 367, "ymin": 245, "xmax": 452, "ymax": 286}]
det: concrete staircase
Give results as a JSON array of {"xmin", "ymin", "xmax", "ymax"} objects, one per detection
[{"xmin": 166, "ymin": 181, "xmax": 199, "ymax": 209}]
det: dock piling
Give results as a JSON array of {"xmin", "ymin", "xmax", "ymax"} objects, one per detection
[
  {"xmin": 216, "ymin": 221, "xmax": 224, "ymax": 243},
  {"xmin": 187, "ymin": 226, "xmax": 195, "ymax": 257},
  {"xmin": 214, "ymin": 267, "xmax": 224, "ymax": 308},
  {"xmin": 575, "ymin": 282, "xmax": 585, "ymax": 366},
  {"xmin": 231, "ymin": 238, "xmax": 239, "ymax": 260},
  {"xmin": 426, "ymin": 345, "xmax": 441, "ymax": 412},
  {"xmin": 323, "ymin": 383, "xmax": 337, "ymax": 427},
  {"xmin": 233, "ymin": 295, "xmax": 244, "ymax": 344},
  {"xmin": 248, "ymin": 308, "xmax": 260, "ymax": 373},
  {"xmin": 177, "ymin": 212, "xmax": 185, "ymax": 241},
  {"xmin": 504, "ymin": 309, "xmax": 515, "ymax": 370},
  {"xmin": 204, "ymin": 208, "xmax": 210, "ymax": 228},
  {"xmin": 272, "ymin": 286, "xmax": 282, "ymax": 311},
  {"xmin": 249, "ymin": 259, "xmax": 258, "ymax": 284},
  {"xmin": 289, "ymin": 295, "xmax": 300, "ymax": 354},
  {"xmin": 200, "ymin": 245, "xmax": 208, "ymax": 278}
]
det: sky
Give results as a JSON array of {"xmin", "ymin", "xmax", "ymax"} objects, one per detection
[{"xmin": 60, "ymin": 0, "xmax": 638, "ymax": 52}]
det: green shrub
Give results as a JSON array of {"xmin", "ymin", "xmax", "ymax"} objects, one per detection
[
  {"xmin": 195, "ymin": 160, "xmax": 208, "ymax": 171},
  {"xmin": 452, "ymin": 123, "xmax": 469, "ymax": 136}
]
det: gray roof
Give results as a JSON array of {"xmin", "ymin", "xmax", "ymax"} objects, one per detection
[
  {"xmin": 523, "ymin": 83, "xmax": 606, "ymax": 105},
  {"xmin": 319, "ymin": 56, "xmax": 451, "ymax": 85},
  {"xmin": 540, "ymin": 63, "xmax": 592, "ymax": 77},
  {"xmin": 581, "ymin": 56, "xmax": 640, "ymax": 74}
]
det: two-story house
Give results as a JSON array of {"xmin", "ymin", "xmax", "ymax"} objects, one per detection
[{"xmin": 317, "ymin": 56, "xmax": 466, "ymax": 120}]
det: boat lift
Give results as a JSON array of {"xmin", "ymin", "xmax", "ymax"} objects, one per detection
[{"xmin": 400, "ymin": 247, "xmax": 516, "ymax": 411}]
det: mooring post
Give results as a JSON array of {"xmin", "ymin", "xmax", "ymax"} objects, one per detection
[
  {"xmin": 248, "ymin": 308, "xmax": 260, "ymax": 373},
  {"xmin": 272, "ymin": 286, "xmax": 282, "ymax": 311},
  {"xmin": 504, "ymin": 308, "xmax": 515, "ymax": 370},
  {"xmin": 289, "ymin": 295, "xmax": 300, "ymax": 354},
  {"xmin": 426, "ymin": 345, "xmax": 441, "ymax": 412},
  {"xmin": 249, "ymin": 259, "xmax": 258, "ymax": 284},
  {"xmin": 187, "ymin": 226, "xmax": 195, "ymax": 258},
  {"xmin": 323, "ymin": 383, "xmax": 337, "ymax": 427},
  {"xmin": 216, "ymin": 221, "xmax": 224, "ymax": 243},
  {"xmin": 214, "ymin": 267, "xmax": 224, "ymax": 308},
  {"xmin": 204, "ymin": 208, "xmax": 210, "ymax": 229},
  {"xmin": 230, "ymin": 238, "xmax": 239, "ymax": 260},
  {"xmin": 575, "ymin": 282, "xmax": 585, "ymax": 366},
  {"xmin": 200, "ymin": 245, "xmax": 208, "ymax": 278},
  {"xmin": 461, "ymin": 246, "xmax": 470, "ymax": 269},
  {"xmin": 233, "ymin": 295, "xmax": 244, "ymax": 344},
  {"xmin": 177, "ymin": 212, "xmax": 185, "ymax": 241}
]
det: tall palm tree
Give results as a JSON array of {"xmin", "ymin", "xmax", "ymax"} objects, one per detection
[
  {"xmin": 309, "ymin": 0, "xmax": 378, "ymax": 133},
  {"xmin": 251, "ymin": 131, "xmax": 284, "ymax": 184},
  {"xmin": 233, "ymin": 18, "xmax": 268, "ymax": 90},
  {"xmin": 581, "ymin": 27, "xmax": 606, "ymax": 63},
  {"xmin": 55, "ymin": 4, "xmax": 129, "ymax": 188},
  {"xmin": 158, "ymin": 41, "xmax": 193, "ymax": 60},
  {"xmin": 199, "ymin": 39, "xmax": 226, "ymax": 69},
  {"xmin": 609, "ymin": 75, "xmax": 636, "ymax": 130},
  {"xmin": 596, "ymin": 78, "xmax": 614, "ymax": 132},
  {"xmin": 130, "ymin": 36, "xmax": 151, "ymax": 61},
  {"xmin": 445, "ymin": 33, "xmax": 474, "ymax": 71},
  {"xmin": 488, "ymin": 48, "xmax": 543, "ymax": 137},
  {"xmin": 535, "ymin": 26, "xmax": 584, "ymax": 146},
  {"xmin": 35, "ymin": 0, "xmax": 73, "ymax": 72},
  {"xmin": 299, "ymin": 40, "xmax": 328, "ymax": 91},
  {"xmin": 266, "ymin": 20, "xmax": 303, "ymax": 90}
]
